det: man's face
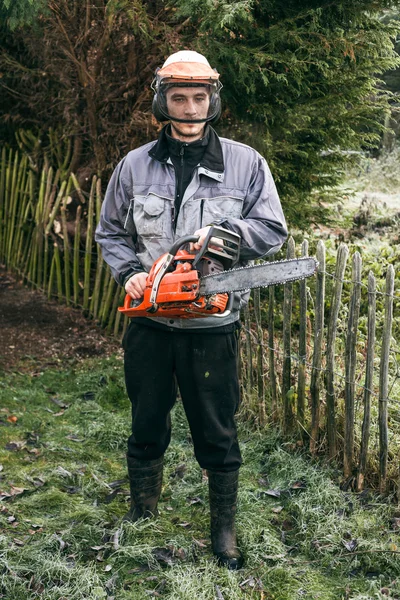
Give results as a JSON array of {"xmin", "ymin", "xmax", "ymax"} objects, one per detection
[{"xmin": 165, "ymin": 86, "xmax": 210, "ymax": 142}]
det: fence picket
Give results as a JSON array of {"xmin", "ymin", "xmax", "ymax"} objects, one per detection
[
  {"xmin": 326, "ymin": 243, "xmax": 349, "ymax": 460},
  {"xmin": 310, "ymin": 241, "xmax": 326, "ymax": 454},
  {"xmin": 344, "ymin": 251, "xmax": 362, "ymax": 478},
  {"xmin": 268, "ymin": 285, "xmax": 278, "ymax": 421},
  {"xmin": 283, "ymin": 237, "xmax": 295, "ymax": 432},
  {"xmin": 379, "ymin": 265, "xmax": 395, "ymax": 494},
  {"xmin": 254, "ymin": 287, "xmax": 266, "ymax": 425},
  {"xmin": 357, "ymin": 271, "xmax": 376, "ymax": 491},
  {"xmin": 297, "ymin": 239, "xmax": 308, "ymax": 430}
]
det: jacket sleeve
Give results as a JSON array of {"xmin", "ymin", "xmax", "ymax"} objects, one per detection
[
  {"xmin": 217, "ymin": 155, "xmax": 288, "ymax": 260},
  {"xmin": 95, "ymin": 159, "xmax": 145, "ymax": 286}
]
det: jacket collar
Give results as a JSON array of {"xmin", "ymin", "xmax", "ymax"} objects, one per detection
[{"xmin": 148, "ymin": 124, "xmax": 225, "ymax": 180}]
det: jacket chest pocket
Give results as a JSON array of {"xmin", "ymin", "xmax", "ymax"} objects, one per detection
[
  {"xmin": 201, "ymin": 196, "xmax": 244, "ymax": 227},
  {"xmin": 133, "ymin": 193, "xmax": 172, "ymax": 239}
]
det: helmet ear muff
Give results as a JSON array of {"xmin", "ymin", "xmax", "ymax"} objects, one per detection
[{"xmin": 152, "ymin": 93, "xmax": 169, "ymax": 122}]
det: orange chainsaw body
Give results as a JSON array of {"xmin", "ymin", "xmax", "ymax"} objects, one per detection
[{"xmin": 119, "ymin": 249, "xmax": 229, "ymax": 318}]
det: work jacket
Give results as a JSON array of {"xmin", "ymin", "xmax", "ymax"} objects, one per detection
[{"xmin": 95, "ymin": 127, "xmax": 288, "ymax": 330}]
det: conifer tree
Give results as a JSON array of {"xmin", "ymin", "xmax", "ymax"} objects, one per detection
[{"xmin": 175, "ymin": 0, "xmax": 400, "ymax": 224}]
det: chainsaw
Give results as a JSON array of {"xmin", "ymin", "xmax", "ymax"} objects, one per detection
[{"xmin": 119, "ymin": 226, "xmax": 317, "ymax": 319}]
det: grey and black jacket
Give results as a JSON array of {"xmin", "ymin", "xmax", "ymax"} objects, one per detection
[{"xmin": 95, "ymin": 127, "xmax": 288, "ymax": 330}]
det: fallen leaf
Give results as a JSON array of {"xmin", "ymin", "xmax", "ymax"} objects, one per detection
[
  {"xmin": 170, "ymin": 464, "xmax": 186, "ymax": 479},
  {"xmin": 26, "ymin": 476, "xmax": 45, "ymax": 487},
  {"xmin": 56, "ymin": 466, "xmax": 72, "ymax": 478},
  {"xmin": 51, "ymin": 397, "xmax": 69, "ymax": 408},
  {"xmin": 27, "ymin": 448, "xmax": 41, "ymax": 456},
  {"xmin": 391, "ymin": 518, "xmax": 400, "ymax": 530},
  {"xmin": 239, "ymin": 577, "xmax": 264, "ymax": 590},
  {"xmin": 108, "ymin": 478, "xmax": 127, "ymax": 489},
  {"xmin": 152, "ymin": 546, "xmax": 179, "ymax": 566},
  {"xmin": 290, "ymin": 480, "xmax": 307, "ymax": 490},
  {"xmin": 5, "ymin": 441, "xmax": 26, "ymax": 451},
  {"xmin": 264, "ymin": 489, "xmax": 281, "ymax": 498},
  {"xmin": 53, "ymin": 411, "xmax": 65, "ymax": 417},
  {"xmin": 193, "ymin": 538, "xmax": 208, "ymax": 548},
  {"xmin": 187, "ymin": 496, "xmax": 203, "ymax": 505},
  {"xmin": 7, "ymin": 416, "xmax": 18, "ymax": 423},
  {"xmin": 272, "ymin": 506, "xmax": 284, "ymax": 514},
  {"xmin": 28, "ymin": 528, "xmax": 43, "ymax": 535},
  {"xmin": 342, "ymin": 539, "xmax": 358, "ymax": 552},
  {"xmin": 65, "ymin": 434, "xmax": 83, "ymax": 443},
  {"xmin": 7, "ymin": 516, "xmax": 16, "ymax": 523},
  {"xmin": 262, "ymin": 553, "xmax": 285, "ymax": 561},
  {"xmin": 104, "ymin": 490, "xmax": 120, "ymax": 504},
  {"xmin": 13, "ymin": 538, "xmax": 25, "ymax": 546},
  {"xmin": 10, "ymin": 486, "xmax": 25, "ymax": 496},
  {"xmin": 104, "ymin": 564, "xmax": 112, "ymax": 572}
]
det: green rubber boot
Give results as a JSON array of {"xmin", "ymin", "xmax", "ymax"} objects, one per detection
[
  {"xmin": 123, "ymin": 456, "xmax": 163, "ymax": 522},
  {"xmin": 208, "ymin": 470, "xmax": 244, "ymax": 570}
]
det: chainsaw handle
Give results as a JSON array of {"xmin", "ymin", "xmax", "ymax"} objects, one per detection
[
  {"xmin": 168, "ymin": 235, "xmax": 199, "ymax": 256},
  {"xmin": 123, "ymin": 294, "xmax": 143, "ymax": 310}
]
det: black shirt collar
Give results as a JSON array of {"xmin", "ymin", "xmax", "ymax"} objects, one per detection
[{"xmin": 148, "ymin": 124, "xmax": 224, "ymax": 173}]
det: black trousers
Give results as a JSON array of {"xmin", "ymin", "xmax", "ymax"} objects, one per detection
[{"xmin": 123, "ymin": 322, "xmax": 242, "ymax": 472}]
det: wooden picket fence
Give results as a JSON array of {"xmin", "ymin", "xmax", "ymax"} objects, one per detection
[{"xmin": 0, "ymin": 148, "xmax": 398, "ymax": 493}]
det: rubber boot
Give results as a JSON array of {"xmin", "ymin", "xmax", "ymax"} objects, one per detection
[
  {"xmin": 208, "ymin": 470, "xmax": 244, "ymax": 570},
  {"xmin": 123, "ymin": 456, "xmax": 163, "ymax": 522}
]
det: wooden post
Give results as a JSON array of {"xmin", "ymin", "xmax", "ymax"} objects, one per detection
[
  {"xmin": 283, "ymin": 237, "xmax": 295, "ymax": 433},
  {"xmin": 61, "ymin": 198, "xmax": 71, "ymax": 306},
  {"xmin": 100, "ymin": 274, "xmax": 116, "ymax": 327},
  {"xmin": 343, "ymin": 252, "xmax": 362, "ymax": 479},
  {"xmin": 254, "ymin": 287, "xmax": 266, "ymax": 425},
  {"xmin": 268, "ymin": 285, "xmax": 278, "ymax": 421},
  {"xmin": 297, "ymin": 239, "xmax": 308, "ymax": 430},
  {"xmin": 83, "ymin": 176, "xmax": 96, "ymax": 311},
  {"xmin": 73, "ymin": 205, "xmax": 82, "ymax": 306},
  {"xmin": 357, "ymin": 271, "xmax": 376, "ymax": 491},
  {"xmin": 113, "ymin": 288, "xmax": 126, "ymax": 338},
  {"xmin": 326, "ymin": 243, "xmax": 349, "ymax": 460},
  {"xmin": 379, "ymin": 265, "xmax": 395, "ymax": 494},
  {"xmin": 243, "ymin": 304, "xmax": 253, "ymax": 409},
  {"xmin": 310, "ymin": 241, "xmax": 326, "ymax": 454},
  {"xmin": 53, "ymin": 242, "xmax": 63, "ymax": 301},
  {"xmin": 0, "ymin": 146, "xmax": 6, "ymax": 260},
  {"xmin": 90, "ymin": 178, "xmax": 104, "ymax": 318}
]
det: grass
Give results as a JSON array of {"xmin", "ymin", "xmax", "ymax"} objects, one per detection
[{"xmin": 1, "ymin": 356, "xmax": 400, "ymax": 599}]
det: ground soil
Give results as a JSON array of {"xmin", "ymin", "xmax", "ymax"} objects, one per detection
[{"xmin": 0, "ymin": 268, "xmax": 120, "ymax": 373}]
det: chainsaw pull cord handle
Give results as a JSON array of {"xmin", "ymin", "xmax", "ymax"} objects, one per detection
[{"xmin": 147, "ymin": 235, "xmax": 199, "ymax": 312}]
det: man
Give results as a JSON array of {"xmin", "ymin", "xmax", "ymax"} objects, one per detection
[{"xmin": 95, "ymin": 50, "xmax": 287, "ymax": 570}]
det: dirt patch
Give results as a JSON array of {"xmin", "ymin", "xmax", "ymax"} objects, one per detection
[{"xmin": 0, "ymin": 268, "xmax": 121, "ymax": 373}]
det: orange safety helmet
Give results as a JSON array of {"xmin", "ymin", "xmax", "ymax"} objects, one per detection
[{"xmin": 151, "ymin": 50, "xmax": 222, "ymax": 124}]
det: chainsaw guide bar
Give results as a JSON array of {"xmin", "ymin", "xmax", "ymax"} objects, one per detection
[{"xmin": 199, "ymin": 257, "xmax": 318, "ymax": 296}]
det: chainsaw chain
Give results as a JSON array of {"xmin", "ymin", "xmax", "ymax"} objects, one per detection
[{"xmin": 200, "ymin": 256, "xmax": 318, "ymax": 296}]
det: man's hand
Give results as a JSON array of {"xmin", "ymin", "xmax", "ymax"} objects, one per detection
[
  {"xmin": 125, "ymin": 272, "xmax": 148, "ymax": 300},
  {"xmin": 190, "ymin": 226, "xmax": 224, "ymax": 251}
]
